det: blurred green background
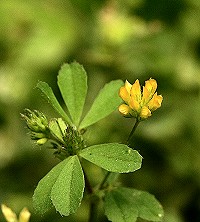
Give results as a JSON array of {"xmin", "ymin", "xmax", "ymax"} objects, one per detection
[{"xmin": 0, "ymin": 0, "xmax": 200, "ymax": 221}]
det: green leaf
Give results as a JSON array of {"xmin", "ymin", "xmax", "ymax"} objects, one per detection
[
  {"xmin": 57, "ymin": 62, "xmax": 87, "ymax": 126},
  {"xmin": 105, "ymin": 188, "xmax": 138, "ymax": 222},
  {"xmin": 79, "ymin": 80, "xmax": 123, "ymax": 129},
  {"xmin": 57, "ymin": 117, "xmax": 68, "ymax": 134},
  {"xmin": 51, "ymin": 155, "xmax": 85, "ymax": 216},
  {"xmin": 79, "ymin": 143, "xmax": 142, "ymax": 173},
  {"xmin": 33, "ymin": 156, "xmax": 85, "ymax": 216},
  {"xmin": 37, "ymin": 81, "xmax": 72, "ymax": 124},
  {"xmin": 49, "ymin": 118, "xmax": 67, "ymax": 143},
  {"xmin": 32, "ymin": 158, "xmax": 68, "ymax": 214},
  {"xmin": 104, "ymin": 187, "xmax": 164, "ymax": 222}
]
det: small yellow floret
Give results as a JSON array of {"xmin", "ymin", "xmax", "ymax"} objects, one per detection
[
  {"xmin": 118, "ymin": 104, "xmax": 131, "ymax": 116},
  {"xmin": 19, "ymin": 208, "xmax": 31, "ymax": 222},
  {"xmin": 140, "ymin": 106, "xmax": 151, "ymax": 119},
  {"xmin": 129, "ymin": 98, "xmax": 140, "ymax": 112},
  {"xmin": 145, "ymin": 78, "xmax": 157, "ymax": 94},
  {"xmin": 1, "ymin": 204, "xmax": 31, "ymax": 222},
  {"xmin": 119, "ymin": 86, "xmax": 130, "ymax": 104},
  {"xmin": 124, "ymin": 80, "xmax": 132, "ymax": 93},
  {"xmin": 1, "ymin": 204, "xmax": 17, "ymax": 222},
  {"xmin": 148, "ymin": 93, "xmax": 163, "ymax": 111},
  {"xmin": 130, "ymin": 79, "xmax": 141, "ymax": 101}
]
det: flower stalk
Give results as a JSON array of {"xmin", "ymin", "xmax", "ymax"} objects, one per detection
[{"xmin": 127, "ymin": 119, "xmax": 140, "ymax": 144}]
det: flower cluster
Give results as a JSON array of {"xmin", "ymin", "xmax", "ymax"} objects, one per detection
[{"xmin": 118, "ymin": 78, "xmax": 163, "ymax": 120}]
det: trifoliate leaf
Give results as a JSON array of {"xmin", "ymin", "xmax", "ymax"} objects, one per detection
[
  {"xmin": 105, "ymin": 188, "xmax": 138, "ymax": 222},
  {"xmin": 104, "ymin": 187, "xmax": 164, "ymax": 222}
]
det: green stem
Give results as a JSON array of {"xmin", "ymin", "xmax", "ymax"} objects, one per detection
[
  {"xmin": 88, "ymin": 171, "xmax": 112, "ymax": 222},
  {"xmin": 99, "ymin": 171, "xmax": 111, "ymax": 190},
  {"xmin": 86, "ymin": 119, "xmax": 141, "ymax": 221},
  {"xmin": 127, "ymin": 119, "xmax": 140, "ymax": 144},
  {"xmin": 89, "ymin": 200, "xmax": 99, "ymax": 222},
  {"xmin": 82, "ymin": 167, "xmax": 98, "ymax": 222}
]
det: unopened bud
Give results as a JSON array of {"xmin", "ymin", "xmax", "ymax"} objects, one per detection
[
  {"xmin": 36, "ymin": 138, "xmax": 48, "ymax": 145},
  {"xmin": 21, "ymin": 109, "xmax": 50, "ymax": 144}
]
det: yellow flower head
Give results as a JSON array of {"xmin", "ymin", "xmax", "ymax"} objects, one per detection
[{"xmin": 118, "ymin": 78, "xmax": 163, "ymax": 120}]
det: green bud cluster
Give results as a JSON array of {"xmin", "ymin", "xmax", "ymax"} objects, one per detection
[
  {"xmin": 22, "ymin": 109, "xmax": 85, "ymax": 158},
  {"xmin": 21, "ymin": 109, "xmax": 50, "ymax": 145},
  {"xmin": 63, "ymin": 125, "xmax": 85, "ymax": 155},
  {"xmin": 49, "ymin": 118, "xmax": 85, "ymax": 157}
]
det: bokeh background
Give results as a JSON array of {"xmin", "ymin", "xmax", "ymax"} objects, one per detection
[{"xmin": 0, "ymin": 0, "xmax": 200, "ymax": 221}]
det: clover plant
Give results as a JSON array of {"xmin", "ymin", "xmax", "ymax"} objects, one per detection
[{"xmin": 21, "ymin": 62, "xmax": 164, "ymax": 222}]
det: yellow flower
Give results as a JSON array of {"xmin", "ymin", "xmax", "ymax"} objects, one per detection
[
  {"xmin": 1, "ymin": 204, "xmax": 31, "ymax": 222},
  {"xmin": 118, "ymin": 78, "xmax": 163, "ymax": 120}
]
